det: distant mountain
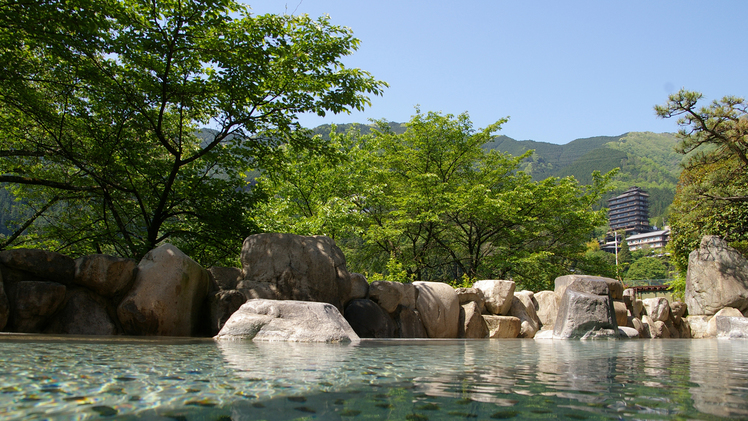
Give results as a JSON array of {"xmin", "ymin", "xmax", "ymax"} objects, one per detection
[{"xmin": 313, "ymin": 123, "xmax": 682, "ymax": 224}]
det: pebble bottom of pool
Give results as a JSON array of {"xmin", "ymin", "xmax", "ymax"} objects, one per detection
[{"xmin": 1, "ymin": 336, "xmax": 747, "ymax": 420}]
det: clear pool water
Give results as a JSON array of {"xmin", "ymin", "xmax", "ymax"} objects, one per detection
[{"xmin": 1, "ymin": 335, "xmax": 747, "ymax": 420}]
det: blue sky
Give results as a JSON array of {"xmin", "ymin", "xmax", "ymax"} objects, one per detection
[{"xmin": 246, "ymin": 1, "xmax": 748, "ymax": 145}]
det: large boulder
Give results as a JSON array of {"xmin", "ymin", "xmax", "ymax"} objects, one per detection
[
  {"xmin": 344, "ymin": 298, "xmax": 396, "ymax": 338},
  {"xmin": 509, "ymin": 292, "xmax": 540, "ymax": 338},
  {"xmin": 414, "ymin": 281, "xmax": 460, "ymax": 338},
  {"xmin": 368, "ymin": 281, "xmax": 415, "ymax": 314},
  {"xmin": 553, "ymin": 287, "xmax": 617, "ymax": 339},
  {"xmin": 706, "ymin": 307, "xmax": 743, "ymax": 338},
  {"xmin": 338, "ymin": 272, "xmax": 369, "ymax": 308},
  {"xmin": 74, "ymin": 254, "xmax": 136, "ymax": 298},
  {"xmin": 215, "ymin": 299, "xmax": 359, "ymax": 342},
  {"xmin": 455, "ymin": 287, "xmax": 485, "ymax": 313},
  {"xmin": 44, "ymin": 288, "xmax": 116, "ymax": 335},
  {"xmin": 0, "ymin": 248, "xmax": 75, "ymax": 285},
  {"xmin": 459, "ymin": 301, "xmax": 488, "ymax": 338},
  {"xmin": 117, "ymin": 244, "xmax": 209, "ymax": 336},
  {"xmin": 643, "ymin": 314, "xmax": 670, "ymax": 339},
  {"xmin": 642, "ymin": 297, "xmax": 671, "ymax": 322},
  {"xmin": 396, "ymin": 306, "xmax": 428, "ymax": 338},
  {"xmin": 686, "ymin": 236, "xmax": 748, "ymax": 315},
  {"xmin": 208, "ymin": 289, "xmax": 247, "ymax": 336},
  {"xmin": 9, "ymin": 281, "xmax": 66, "ymax": 332},
  {"xmin": 534, "ymin": 290, "xmax": 559, "ymax": 329},
  {"xmin": 473, "ymin": 280, "xmax": 515, "ymax": 315},
  {"xmin": 483, "ymin": 315, "xmax": 521, "ymax": 338},
  {"xmin": 240, "ymin": 233, "xmax": 353, "ymax": 310},
  {"xmin": 554, "ymin": 274, "xmax": 623, "ymax": 300},
  {"xmin": 715, "ymin": 316, "xmax": 748, "ymax": 338}
]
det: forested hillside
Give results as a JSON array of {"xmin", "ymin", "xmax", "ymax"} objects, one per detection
[{"xmin": 312, "ymin": 124, "xmax": 682, "ymax": 224}]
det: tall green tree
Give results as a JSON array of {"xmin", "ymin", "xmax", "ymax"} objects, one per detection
[
  {"xmin": 0, "ymin": 0, "xmax": 386, "ymax": 264},
  {"xmin": 655, "ymin": 90, "xmax": 748, "ymax": 278},
  {"xmin": 257, "ymin": 111, "xmax": 615, "ymax": 290}
]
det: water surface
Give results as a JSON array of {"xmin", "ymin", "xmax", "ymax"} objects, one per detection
[{"xmin": 1, "ymin": 335, "xmax": 746, "ymax": 420}]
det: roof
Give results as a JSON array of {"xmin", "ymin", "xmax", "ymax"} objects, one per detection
[{"xmin": 626, "ymin": 228, "xmax": 670, "ymax": 241}]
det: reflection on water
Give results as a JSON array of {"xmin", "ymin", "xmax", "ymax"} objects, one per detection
[{"xmin": 0, "ymin": 336, "xmax": 746, "ymax": 420}]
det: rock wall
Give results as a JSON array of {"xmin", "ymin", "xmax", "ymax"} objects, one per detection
[{"xmin": 2, "ymin": 234, "xmax": 747, "ymax": 340}]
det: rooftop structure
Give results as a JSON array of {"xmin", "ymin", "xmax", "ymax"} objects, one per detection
[
  {"xmin": 608, "ymin": 186, "xmax": 651, "ymax": 235},
  {"xmin": 626, "ymin": 228, "xmax": 670, "ymax": 251}
]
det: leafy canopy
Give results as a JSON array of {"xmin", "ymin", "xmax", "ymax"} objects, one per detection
[
  {"xmin": 0, "ymin": 0, "xmax": 386, "ymax": 264},
  {"xmin": 256, "ymin": 111, "xmax": 616, "ymax": 290},
  {"xmin": 655, "ymin": 89, "xmax": 748, "ymax": 280}
]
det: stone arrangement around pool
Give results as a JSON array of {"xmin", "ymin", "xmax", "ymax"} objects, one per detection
[{"xmin": 0, "ymin": 233, "xmax": 747, "ymax": 340}]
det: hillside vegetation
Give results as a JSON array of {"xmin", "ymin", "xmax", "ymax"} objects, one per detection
[{"xmin": 314, "ymin": 124, "xmax": 682, "ymax": 224}]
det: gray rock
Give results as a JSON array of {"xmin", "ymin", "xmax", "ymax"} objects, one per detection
[
  {"xmin": 208, "ymin": 266, "xmax": 242, "ymax": 291},
  {"xmin": 554, "ymin": 274, "xmax": 623, "ymax": 300},
  {"xmin": 74, "ymin": 254, "xmax": 136, "ymax": 298},
  {"xmin": 339, "ymin": 272, "xmax": 369, "ymax": 307},
  {"xmin": 10, "ymin": 281, "xmax": 66, "ymax": 332},
  {"xmin": 580, "ymin": 328, "xmax": 619, "ymax": 339},
  {"xmin": 459, "ymin": 301, "xmax": 488, "ymax": 338},
  {"xmin": 0, "ymin": 248, "xmax": 75, "ymax": 285},
  {"xmin": 715, "ymin": 316, "xmax": 748, "ymax": 338},
  {"xmin": 236, "ymin": 280, "xmax": 280, "ymax": 300},
  {"xmin": 240, "ymin": 233, "xmax": 352, "ymax": 310},
  {"xmin": 208, "ymin": 290, "xmax": 247, "ymax": 335},
  {"xmin": 706, "ymin": 307, "xmax": 743, "ymax": 338},
  {"xmin": 553, "ymin": 289, "xmax": 617, "ymax": 339},
  {"xmin": 455, "ymin": 287, "xmax": 485, "ymax": 312},
  {"xmin": 483, "ymin": 315, "xmax": 521, "ymax": 338},
  {"xmin": 687, "ymin": 315, "xmax": 710, "ymax": 339},
  {"xmin": 368, "ymin": 281, "xmax": 406, "ymax": 313},
  {"xmin": 686, "ymin": 235, "xmax": 748, "ymax": 315},
  {"xmin": 643, "ymin": 315, "xmax": 670, "ymax": 338},
  {"xmin": 643, "ymin": 297, "xmax": 671, "ymax": 322},
  {"xmin": 509, "ymin": 294, "xmax": 540, "ymax": 338},
  {"xmin": 215, "ymin": 299, "xmax": 359, "ymax": 343},
  {"xmin": 670, "ymin": 301, "xmax": 687, "ymax": 324},
  {"xmin": 534, "ymin": 290, "xmax": 559, "ymax": 329},
  {"xmin": 473, "ymin": 280, "xmax": 515, "ymax": 315},
  {"xmin": 44, "ymin": 288, "xmax": 116, "ymax": 335},
  {"xmin": 414, "ymin": 281, "xmax": 460, "ymax": 338},
  {"xmin": 344, "ymin": 298, "xmax": 396, "ymax": 338},
  {"xmin": 117, "ymin": 244, "xmax": 209, "ymax": 336},
  {"xmin": 396, "ymin": 306, "xmax": 428, "ymax": 338}
]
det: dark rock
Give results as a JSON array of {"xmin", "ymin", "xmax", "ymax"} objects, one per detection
[
  {"xmin": 0, "ymin": 274, "xmax": 8, "ymax": 330},
  {"xmin": 208, "ymin": 267, "xmax": 242, "ymax": 292},
  {"xmin": 10, "ymin": 281, "xmax": 66, "ymax": 332},
  {"xmin": 0, "ymin": 248, "xmax": 75, "ymax": 285},
  {"xmin": 344, "ymin": 298, "xmax": 396, "ymax": 338},
  {"xmin": 396, "ymin": 305, "xmax": 427, "ymax": 338},
  {"xmin": 45, "ymin": 288, "xmax": 116, "ymax": 335},
  {"xmin": 208, "ymin": 290, "xmax": 247, "ymax": 335},
  {"xmin": 74, "ymin": 254, "xmax": 136, "ymax": 298},
  {"xmin": 553, "ymin": 289, "xmax": 617, "ymax": 339}
]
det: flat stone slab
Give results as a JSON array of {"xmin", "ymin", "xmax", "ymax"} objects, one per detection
[{"xmin": 215, "ymin": 299, "xmax": 359, "ymax": 343}]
